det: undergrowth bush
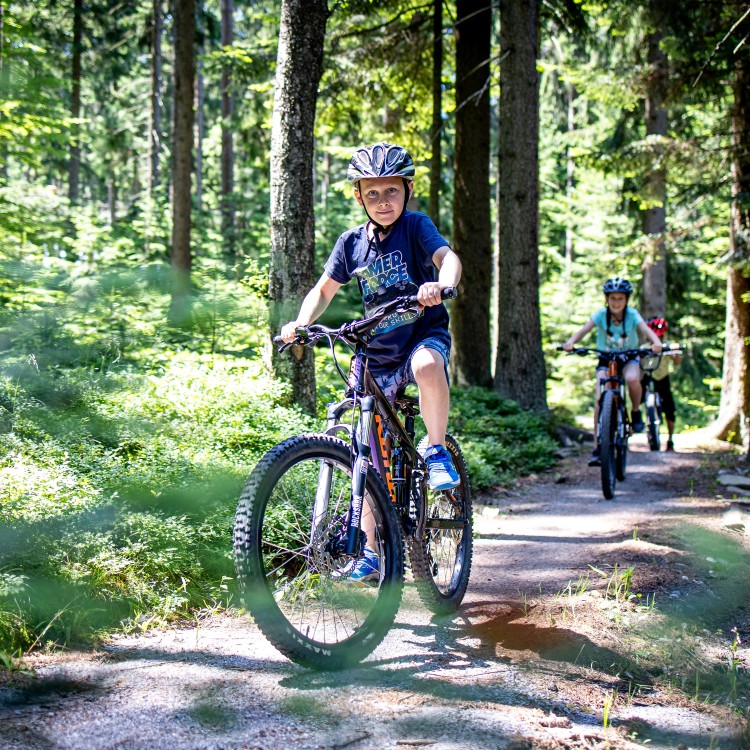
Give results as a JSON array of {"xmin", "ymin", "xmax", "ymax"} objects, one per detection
[
  {"xmin": 0, "ymin": 353, "xmax": 317, "ymax": 655},
  {"xmin": 449, "ymin": 388, "xmax": 558, "ymax": 489}
]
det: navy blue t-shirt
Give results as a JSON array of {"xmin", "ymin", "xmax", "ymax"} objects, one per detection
[{"xmin": 324, "ymin": 210, "xmax": 451, "ymax": 375}]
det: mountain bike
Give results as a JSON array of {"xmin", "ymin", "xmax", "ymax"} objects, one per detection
[
  {"xmin": 233, "ymin": 289, "xmax": 473, "ymax": 670},
  {"xmin": 561, "ymin": 347, "xmax": 655, "ymax": 500},
  {"xmin": 639, "ymin": 348, "xmax": 682, "ymax": 451}
]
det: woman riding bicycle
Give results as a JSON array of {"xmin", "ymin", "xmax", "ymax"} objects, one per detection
[{"xmin": 562, "ymin": 277, "xmax": 662, "ymax": 466}]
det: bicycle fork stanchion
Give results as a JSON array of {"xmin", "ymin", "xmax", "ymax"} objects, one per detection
[
  {"xmin": 311, "ymin": 461, "xmax": 333, "ymax": 548},
  {"xmin": 347, "ymin": 396, "xmax": 374, "ymax": 555}
]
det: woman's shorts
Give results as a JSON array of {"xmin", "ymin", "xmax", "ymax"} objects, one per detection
[{"xmin": 596, "ymin": 352, "xmax": 640, "ymax": 372}]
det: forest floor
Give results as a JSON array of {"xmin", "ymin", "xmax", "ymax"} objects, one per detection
[{"xmin": 1, "ymin": 430, "xmax": 749, "ymax": 750}]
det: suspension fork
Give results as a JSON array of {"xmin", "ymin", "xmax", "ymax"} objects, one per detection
[
  {"xmin": 346, "ymin": 395, "xmax": 374, "ymax": 555},
  {"xmin": 311, "ymin": 460, "xmax": 333, "ymax": 548},
  {"xmin": 309, "ymin": 396, "xmax": 356, "ymax": 549}
]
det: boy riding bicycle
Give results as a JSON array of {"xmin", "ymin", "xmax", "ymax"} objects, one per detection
[
  {"xmin": 641, "ymin": 317, "xmax": 681, "ymax": 451},
  {"xmin": 280, "ymin": 142, "xmax": 462, "ymax": 581},
  {"xmin": 562, "ymin": 277, "xmax": 662, "ymax": 466}
]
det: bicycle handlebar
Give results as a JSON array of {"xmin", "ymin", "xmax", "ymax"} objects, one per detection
[
  {"xmin": 274, "ymin": 287, "xmax": 458, "ymax": 350},
  {"xmin": 556, "ymin": 345, "xmax": 682, "ymax": 358},
  {"xmin": 556, "ymin": 346, "xmax": 655, "ymax": 358}
]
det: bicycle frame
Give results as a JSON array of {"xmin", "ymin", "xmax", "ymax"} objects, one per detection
[
  {"xmin": 642, "ymin": 372, "xmax": 661, "ymax": 415},
  {"xmin": 321, "ymin": 343, "xmax": 426, "ymax": 556},
  {"xmin": 597, "ymin": 358, "xmax": 628, "ymax": 437},
  {"xmin": 286, "ymin": 291, "xmax": 459, "ymax": 563}
]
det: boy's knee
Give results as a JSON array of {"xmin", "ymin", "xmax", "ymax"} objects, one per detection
[{"xmin": 411, "ymin": 348, "xmax": 444, "ymax": 380}]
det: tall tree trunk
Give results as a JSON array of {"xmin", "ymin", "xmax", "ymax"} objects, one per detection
[
  {"xmin": 713, "ymin": 53, "xmax": 750, "ymax": 450},
  {"xmin": 169, "ymin": 0, "xmax": 195, "ymax": 323},
  {"xmin": 194, "ymin": 53, "xmax": 204, "ymax": 211},
  {"xmin": 449, "ymin": 0, "xmax": 492, "ymax": 388},
  {"xmin": 145, "ymin": 0, "xmax": 163, "ymax": 256},
  {"xmin": 0, "ymin": 2, "xmax": 7, "ymax": 182},
  {"xmin": 68, "ymin": 0, "xmax": 83, "ymax": 203},
  {"xmin": 269, "ymin": 0, "xmax": 327, "ymax": 414},
  {"xmin": 641, "ymin": 0, "xmax": 669, "ymax": 319},
  {"xmin": 564, "ymin": 80, "xmax": 576, "ymax": 269},
  {"xmin": 494, "ymin": 0, "xmax": 547, "ymax": 412},
  {"xmin": 429, "ymin": 0, "xmax": 443, "ymax": 230},
  {"xmin": 147, "ymin": 0, "xmax": 163, "ymax": 197},
  {"xmin": 221, "ymin": 0, "xmax": 236, "ymax": 261}
]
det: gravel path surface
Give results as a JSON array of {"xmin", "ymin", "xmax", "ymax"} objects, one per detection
[{"xmin": 2, "ymin": 431, "xmax": 748, "ymax": 749}]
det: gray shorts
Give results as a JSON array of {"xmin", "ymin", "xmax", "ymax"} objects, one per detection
[{"xmin": 373, "ymin": 337, "xmax": 451, "ymax": 403}]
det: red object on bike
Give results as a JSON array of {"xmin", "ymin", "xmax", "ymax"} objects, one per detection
[{"xmin": 647, "ymin": 317, "xmax": 668, "ymax": 338}]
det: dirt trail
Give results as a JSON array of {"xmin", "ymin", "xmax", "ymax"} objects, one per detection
[{"xmin": 2, "ymin": 432, "xmax": 749, "ymax": 750}]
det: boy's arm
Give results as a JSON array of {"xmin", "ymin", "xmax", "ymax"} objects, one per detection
[
  {"xmin": 280, "ymin": 273, "xmax": 342, "ymax": 342},
  {"xmin": 636, "ymin": 321, "xmax": 663, "ymax": 353},
  {"xmin": 563, "ymin": 320, "xmax": 596, "ymax": 351},
  {"xmin": 418, "ymin": 246, "xmax": 461, "ymax": 307}
]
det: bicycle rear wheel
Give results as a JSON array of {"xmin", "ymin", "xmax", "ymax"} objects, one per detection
[
  {"xmin": 410, "ymin": 435, "xmax": 473, "ymax": 614},
  {"xmin": 599, "ymin": 391, "xmax": 618, "ymax": 499},
  {"xmin": 233, "ymin": 434, "xmax": 404, "ymax": 670},
  {"xmin": 646, "ymin": 403, "xmax": 660, "ymax": 451}
]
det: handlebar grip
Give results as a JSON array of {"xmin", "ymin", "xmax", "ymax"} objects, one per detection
[
  {"xmin": 403, "ymin": 287, "xmax": 457, "ymax": 306},
  {"xmin": 272, "ymin": 335, "xmax": 284, "ymax": 344}
]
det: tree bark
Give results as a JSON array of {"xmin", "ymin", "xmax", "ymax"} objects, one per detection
[
  {"xmin": 564, "ymin": 80, "xmax": 576, "ymax": 268},
  {"xmin": 194, "ymin": 53, "xmax": 204, "ymax": 211},
  {"xmin": 429, "ymin": 0, "xmax": 443, "ymax": 230},
  {"xmin": 147, "ymin": 0, "xmax": 163, "ymax": 196},
  {"xmin": 449, "ymin": 0, "xmax": 492, "ymax": 388},
  {"xmin": 269, "ymin": 0, "xmax": 327, "ymax": 414},
  {"xmin": 0, "ymin": 2, "xmax": 7, "ymax": 182},
  {"xmin": 493, "ymin": 0, "xmax": 548, "ymax": 413},
  {"xmin": 641, "ymin": 0, "xmax": 669, "ymax": 319},
  {"xmin": 713, "ymin": 52, "xmax": 750, "ymax": 449},
  {"xmin": 68, "ymin": 0, "xmax": 83, "ymax": 203},
  {"xmin": 169, "ymin": 0, "xmax": 195, "ymax": 322},
  {"xmin": 145, "ymin": 0, "xmax": 163, "ymax": 255},
  {"xmin": 221, "ymin": 0, "xmax": 236, "ymax": 261}
]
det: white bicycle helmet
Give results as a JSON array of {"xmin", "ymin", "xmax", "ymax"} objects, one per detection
[{"xmin": 347, "ymin": 142, "xmax": 415, "ymax": 184}]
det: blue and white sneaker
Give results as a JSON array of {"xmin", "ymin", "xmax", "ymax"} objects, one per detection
[
  {"xmin": 423, "ymin": 445, "xmax": 460, "ymax": 491},
  {"xmin": 334, "ymin": 548, "xmax": 379, "ymax": 585}
]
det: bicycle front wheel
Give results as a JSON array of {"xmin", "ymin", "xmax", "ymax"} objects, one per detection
[
  {"xmin": 233, "ymin": 434, "xmax": 404, "ymax": 670},
  {"xmin": 410, "ymin": 435, "xmax": 473, "ymax": 614},
  {"xmin": 616, "ymin": 404, "xmax": 629, "ymax": 481},
  {"xmin": 646, "ymin": 399, "xmax": 660, "ymax": 451},
  {"xmin": 599, "ymin": 390, "xmax": 618, "ymax": 499}
]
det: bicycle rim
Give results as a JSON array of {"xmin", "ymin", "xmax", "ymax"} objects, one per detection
[
  {"xmin": 410, "ymin": 435, "xmax": 473, "ymax": 613},
  {"xmin": 233, "ymin": 434, "xmax": 404, "ymax": 670}
]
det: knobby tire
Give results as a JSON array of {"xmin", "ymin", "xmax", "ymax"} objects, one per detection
[
  {"xmin": 233, "ymin": 434, "xmax": 404, "ymax": 670},
  {"xmin": 616, "ymin": 404, "xmax": 628, "ymax": 482},
  {"xmin": 646, "ymin": 404, "xmax": 660, "ymax": 451},
  {"xmin": 410, "ymin": 435, "xmax": 473, "ymax": 614},
  {"xmin": 599, "ymin": 390, "xmax": 618, "ymax": 499}
]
